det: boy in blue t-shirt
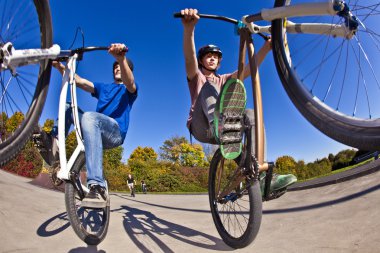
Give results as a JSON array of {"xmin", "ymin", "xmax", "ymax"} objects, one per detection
[{"xmin": 50, "ymin": 43, "xmax": 137, "ymax": 208}]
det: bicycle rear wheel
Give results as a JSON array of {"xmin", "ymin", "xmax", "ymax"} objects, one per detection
[
  {"xmin": 272, "ymin": 0, "xmax": 380, "ymax": 151},
  {"xmin": 209, "ymin": 150, "xmax": 262, "ymax": 248},
  {"xmin": 65, "ymin": 153, "xmax": 110, "ymax": 245},
  {"xmin": 0, "ymin": 0, "xmax": 52, "ymax": 165}
]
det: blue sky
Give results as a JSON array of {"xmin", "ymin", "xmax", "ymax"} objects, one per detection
[{"xmin": 40, "ymin": 0, "xmax": 350, "ymax": 163}]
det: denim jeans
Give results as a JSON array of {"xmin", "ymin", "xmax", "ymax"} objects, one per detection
[{"xmin": 53, "ymin": 103, "xmax": 123, "ymax": 188}]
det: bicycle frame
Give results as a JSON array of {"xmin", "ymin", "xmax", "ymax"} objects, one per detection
[
  {"xmin": 56, "ymin": 54, "xmax": 85, "ymax": 182},
  {"xmin": 1, "ymin": 43, "xmax": 112, "ymax": 190},
  {"xmin": 244, "ymin": 0, "xmax": 357, "ymax": 39}
]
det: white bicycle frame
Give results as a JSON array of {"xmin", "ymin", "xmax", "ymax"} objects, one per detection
[
  {"xmin": 243, "ymin": 0, "xmax": 356, "ymax": 39},
  {"xmin": 56, "ymin": 54, "xmax": 85, "ymax": 181},
  {"xmin": 0, "ymin": 42, "xmax": 88, "ymax": 184}
]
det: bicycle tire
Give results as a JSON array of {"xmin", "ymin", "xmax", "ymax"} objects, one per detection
[
  {"xmin": 271, "ymin": 0, "xmax": 380, "ymax": 151},
  {"xmin": 208, "ymin": 150, "xmax": 262, "ymax": 248},
  {"xmin": 0, "ymin": 0, "xmax": 52, "ymax": 166},
  {"xmin": 65, "ymin": 153, "xmax": 110, "ymax": 245}
]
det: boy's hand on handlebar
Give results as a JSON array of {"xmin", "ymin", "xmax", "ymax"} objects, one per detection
[
  {"xmin": 108, "ymin": 43, "xmax": 127, "ymax": 62},
  {"xmin": 180, "ymin": 8, "xmax": 200, "ymax": 27},
  {"xmin": 262, "ymin": 37, "xmax": 272, "ymax": 53},
  {"xmin": 51, "ymin": 60, "xmax": 65, "ymax": 74}
]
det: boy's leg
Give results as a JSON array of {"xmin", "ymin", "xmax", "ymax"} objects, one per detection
[
  {"xmin": 190, "ymin": 81, "xmax": 220, "ymax": 144},
  {"xmin": 80, "ymin": 112, "xmax": 123, "ymax": 208},
  {"xmin": 33, "ymin": 103, "xmax": 75, "ymax": 166}
]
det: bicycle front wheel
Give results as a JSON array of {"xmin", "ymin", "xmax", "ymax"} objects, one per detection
[
  {"xmin": 0, "ymin": 0, "xmax": 52, "ymax": 166},
  {"xmin": 272, "ymin": 0, "xmax": 380, "ymax": 151},
  {"xmin": 65, "ymin": 153, "xmax": 110, "ymax": 245},
  {"xmin": 209, "ymin": 150, "xmax": 262, "ymax": 248}
]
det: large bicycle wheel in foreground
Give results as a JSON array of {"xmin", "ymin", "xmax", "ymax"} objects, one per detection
[
  {"xmin": 272, "ymin": 0, "xmax": 380, "ymax": 151},
  {"xmin": 0, "ymin": 0, "xmax": 52, "ymax": 165}
]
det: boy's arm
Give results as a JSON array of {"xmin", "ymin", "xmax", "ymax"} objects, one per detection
[
  {"xmin": 108, "ymin": 43, "xmax": 136, "ymax": 94},
  {"xmin": 52, "ymin": 61, "xmax": 95, "ymax": 93},
  {"xmin": 231, "ymin": 39, "xmax": 272, "ymax": 80},
  {"xmin": 181, "ymin": 8, "xmax": 200, "ymax": 80}
]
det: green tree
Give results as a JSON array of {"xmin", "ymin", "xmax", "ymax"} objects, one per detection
[
  {"xmin": 65, "ymin": 131, "xmax": 78, "ymax": 158},
  {"xmin": 103, "ymin": 146, "xmax": 125, "ymax": 190},
  {"xmin": 172, "ymin": 142, "xmax": 207, "ymax": 167},
  {"xmin": 332, "ymin": 149, "xmax": 356, "ymax": 170},
  {"xmin": 275, "ymin": 155, "xmax": 297, "ymax": 175},
  {"xmin": 0, "ymin": 112, "xmax": 8, "ymax": 140},
  {"xmin": 159, "ymin": 136, "xmax": 207, "ymax": 167},
  {"xmin": 6, "ymin": 111, "xmax": 24, "ymax": 132},
  {"xmin": 128, "ymin": 146, "xmax": 157, "ymax": 163},
  {"xmin": 159, "ymin": 136, "xmax": 188, "ymax": 161},
  {"xmin": 42, "ymin": 119, "xmax": 55, "ymax": 133}
]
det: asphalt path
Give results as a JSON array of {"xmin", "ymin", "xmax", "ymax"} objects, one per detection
[{"xmin": 0, "ymin": 167, "xmax": 379, "ymax": 253}]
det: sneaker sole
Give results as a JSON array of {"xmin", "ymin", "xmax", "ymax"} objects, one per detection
[
  {"xmin": 214, "ymin": 78, "xmax": 247, "ymax": 160},
  {"xmin": 81, "ymin": 199, "xmax": 108, "ymax": 209}
]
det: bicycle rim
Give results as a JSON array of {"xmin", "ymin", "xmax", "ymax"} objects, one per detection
[
  {"xmin": 0, "ymin": 0, "xmax": 52, "ymax": 165},
  {"xmin": 272, "ymin": 0, "xmax": 380, "ymax": 151},
  {"xmin": 65, "ymin": 154, "xmax": 110, "ymax": 245},
  {"xmin": 208, "ymin": 150, "xmax": 262, "ymax": 248}
]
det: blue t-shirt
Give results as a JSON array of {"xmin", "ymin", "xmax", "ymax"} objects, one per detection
[{"xmin": 92, "ymin": 82, "xmax": 138, "ymax": 141}]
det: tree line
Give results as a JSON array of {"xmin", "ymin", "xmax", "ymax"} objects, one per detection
[{"xmin": 1, "ymin": 114, "xmax": 371, "ymax": 192}]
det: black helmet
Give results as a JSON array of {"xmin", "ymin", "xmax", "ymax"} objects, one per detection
[
  {"xmin": 113, "ymin": 58, "xmax": 134, "ymax": 72},
  {"xmin": 197, "ymin": 44, "xmax": 222, "ymax": 62}
]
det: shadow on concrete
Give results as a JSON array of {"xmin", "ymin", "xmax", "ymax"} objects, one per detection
[
  {"xmin": 36, "ymin": 211, "xmax": 71, "ymax": 237},
  {"xmin": 68, "ymin": 246, "xmax": 106, "ymax": 253},
  {"xmin": 112, "ymin": 181, "xmax": 380, "ymax": 216},
  {"xmin": 111, "ymin": 205, "xmax": 232, "ymax": 252}
]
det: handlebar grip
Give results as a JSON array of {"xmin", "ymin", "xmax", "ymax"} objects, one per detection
[
  {"xmin": 121, "ymin": 46, "xmax": 128, "ymax": 53},
  {"xmin": 173, "ymin": 12, "xmax": 183, "ymax": 18}
]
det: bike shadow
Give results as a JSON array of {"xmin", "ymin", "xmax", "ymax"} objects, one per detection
[
  {"xmin": 36, "ymin": 211, "xmax": 71, "ymax": 237},
  {"xmin": 68, "ymin": 246, "xmax": 105, "ymax": 253},
  {"xmin": 111, "ymin": 204, "xmax": 233, "ymax": 252}
]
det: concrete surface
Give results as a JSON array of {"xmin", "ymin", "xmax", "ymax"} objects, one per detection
[{"xmin": 0, "ymin": 165, "xmax": 379, "ymax": 253}]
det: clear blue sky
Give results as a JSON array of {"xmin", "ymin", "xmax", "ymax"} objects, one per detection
[{"xmin": 40, "ymin": 0, "xmax": 350, "ymax": 163}]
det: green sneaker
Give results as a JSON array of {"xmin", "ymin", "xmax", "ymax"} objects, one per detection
[
  {"xmin": 214, "ymin": 78, "xmax": 247, "ymax": 160},
  {"xmin": 260, "ymin": 172, "xmax": 297, "ymax": 196}
]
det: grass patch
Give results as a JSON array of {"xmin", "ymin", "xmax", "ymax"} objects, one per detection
[{"xmin": 298, "ymin": 158, "xmax": 375, "ymax": 183}]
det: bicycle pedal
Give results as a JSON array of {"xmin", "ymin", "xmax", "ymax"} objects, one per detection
[{"xmin": 263, "ymin": 188, "xmax": 287, "ymax": 201}]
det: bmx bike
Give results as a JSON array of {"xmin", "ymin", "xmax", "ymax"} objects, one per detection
[{"xmin": 175, "ymin": 0, "xmax": 380, "ymax": 248}]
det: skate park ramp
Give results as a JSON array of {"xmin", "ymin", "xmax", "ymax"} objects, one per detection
[{"xmin": 0, "ymin": 163, "xmax": 379, "ymax": 253}]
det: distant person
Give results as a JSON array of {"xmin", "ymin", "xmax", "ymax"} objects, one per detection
[
  {"xmin": 179, "ymin": 8, "xmax": 297, "ymax": 196},
  {"xmin": 141, "ymin": 180, "xmax": 147, "ymax": 194},
  {"xmin": 127, "ymin": 174, "xmax": 136, "ymax": 197}
]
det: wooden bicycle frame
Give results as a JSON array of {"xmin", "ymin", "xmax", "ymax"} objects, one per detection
[
  {"xmin": 237, "ymin": 27, "xmax": 267, "ymax": 170},
  {"xmin": 215, "ymin": 27, "xmax": 268, "ymax": 201}
]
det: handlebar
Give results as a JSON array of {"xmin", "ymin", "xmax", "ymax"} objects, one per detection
[
  {"xmin": 173, "ymin": 12, "xmax": 270, "ymax": 41},
  {"xmin": 57, "ymin": 46, "xmax": 128, "ymax": 61},
  {"xmin": 174, "ymin": 12, "xmax": 239, "ymax": 24}
]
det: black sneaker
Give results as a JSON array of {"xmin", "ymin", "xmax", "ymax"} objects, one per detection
[
  {"xmin": 81, "ymin": 185, "xmax": 108, "ymax": 209},
  {"xmin": 32, "ymin": 128, "xmax": 59, "ymax": 167}
]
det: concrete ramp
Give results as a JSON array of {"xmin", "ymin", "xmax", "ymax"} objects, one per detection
[{"xmin": 0, "ymin": 168, "xmax": 379, "ymax": 252}]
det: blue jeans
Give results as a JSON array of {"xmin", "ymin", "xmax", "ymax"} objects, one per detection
[{"xmin": 53, "ymin": 104, "xmax": 123, "ymax": 188}]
